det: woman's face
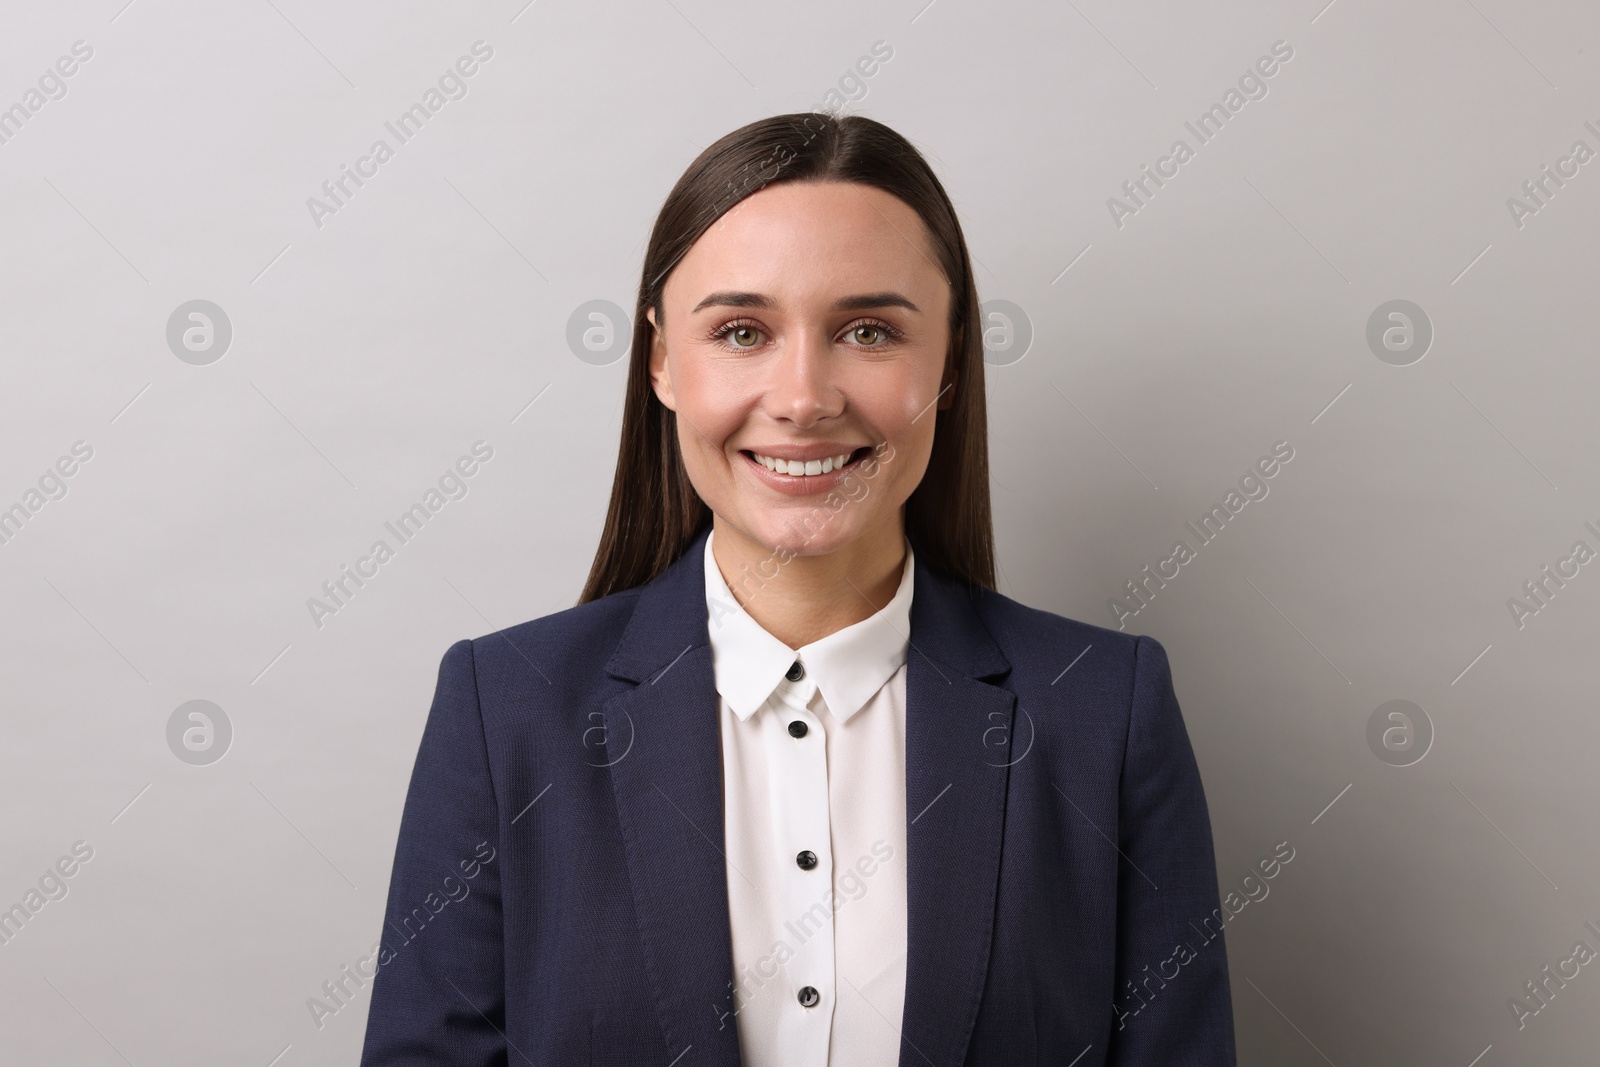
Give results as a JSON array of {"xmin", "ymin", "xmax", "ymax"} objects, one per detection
[{"xmin": 647, "ymin": 179, "xmax": 954, "ymax": 561}]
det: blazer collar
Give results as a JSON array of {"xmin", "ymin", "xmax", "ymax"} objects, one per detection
[{"xmin": 602, "ymin": 523, "xmax": 1016, "ymax": 1067}]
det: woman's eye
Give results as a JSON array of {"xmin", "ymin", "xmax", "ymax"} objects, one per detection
[
  {"xmin": 712, "ymin": 320, "xmax": 898, "ymax": 349},
  {"xmin": 848, "ymin": 322, "xmax": 901, "ymax": 347},
  {"xmin": 713, "ymin": 322, "xmax": 762, "ymax": 348}
]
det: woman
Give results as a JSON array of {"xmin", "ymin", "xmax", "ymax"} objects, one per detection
[{"xmin": 359, "ymin": 112, "xmax": 1236, "ymax": 1066}]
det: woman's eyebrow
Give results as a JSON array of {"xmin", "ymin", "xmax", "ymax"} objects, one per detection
[
  {"xmin": 836, "ymin": 292, "xmax": 921, "ymax": 313},
  {"xmin": 690, "ymin": 291, "xmax": 922, "ymax": 314}
]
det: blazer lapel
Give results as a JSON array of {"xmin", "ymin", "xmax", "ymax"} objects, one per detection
[
  {"xmin": 602, "ymin": 524, "xmax": 743, "ymax": 1066},
  {"xmin": 899, "ymin": 554, "xmax": 1016, "ymax": 1067},
  {"xmin": 600, "ymin": 526, "xmax": 1016, "ymax": 1067}
]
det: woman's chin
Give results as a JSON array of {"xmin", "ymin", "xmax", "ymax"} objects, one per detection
[{"xmin": 726, "ymin": 511, "xmax": 876, "ymax": 561}]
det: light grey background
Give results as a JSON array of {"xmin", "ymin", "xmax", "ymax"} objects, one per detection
[{"xmin": 2, "ymin": 1, "xmax": 1596, "ymax": 1064}]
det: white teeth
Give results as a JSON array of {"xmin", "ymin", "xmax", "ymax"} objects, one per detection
[{"xmin": 751, "ymin": 451, "xmax": 855, "ymax": 476}]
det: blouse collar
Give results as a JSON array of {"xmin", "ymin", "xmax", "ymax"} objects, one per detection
[{"xmin": 702, "ymin": 525, "xmax": 914, "ymax": 723}]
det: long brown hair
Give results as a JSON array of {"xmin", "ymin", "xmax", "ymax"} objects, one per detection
[{"xmin": 579, "ymin": 111, "xmax": 993, "ymax": 604}]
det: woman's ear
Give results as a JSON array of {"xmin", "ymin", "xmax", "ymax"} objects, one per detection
[{"xmin": 645, "ymin": 306, "xmax": 676, "ymax": 411}]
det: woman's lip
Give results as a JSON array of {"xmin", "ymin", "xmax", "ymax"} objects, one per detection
[
  {"xmin": 741, "ymin": 443, "xmax": 871, "ymax": 462},
  {"xmin": 738, "ymin": 447, "xmax": 868, "ymax": 496}
]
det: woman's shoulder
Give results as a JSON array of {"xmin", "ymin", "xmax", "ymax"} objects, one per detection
[
  {"xmin": 968, "ymin": 582, "xmax": 1149, "ymax": 657},
  {"xmin": 961, "ymin": 585, "xmax": 1188, "ymax": 744},
  {"xmin": 450, "ymin": 586, "xmax": 647, "ymax": 687},
  {"xmin": 962, "ymin": 582, "xmax": 1173, "ymax": 695}
]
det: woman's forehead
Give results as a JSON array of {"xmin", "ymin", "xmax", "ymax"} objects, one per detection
[{"xmin": 665, "ymin": 183, "xmax": 945, "ymax": 311}]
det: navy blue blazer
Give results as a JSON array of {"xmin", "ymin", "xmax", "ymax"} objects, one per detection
[{"xmin": 358, "ymin": 525, "xmax": 1236, "ymax": 1066}]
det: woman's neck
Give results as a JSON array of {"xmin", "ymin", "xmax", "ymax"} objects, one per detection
[{"xmin": 708, "ymin": 518, "xmax": 908, "ymax": 649}]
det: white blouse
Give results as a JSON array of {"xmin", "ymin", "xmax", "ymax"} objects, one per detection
[{"xmin": 702, "ymin": 526, "xmax": 914, "ymax": 1067}]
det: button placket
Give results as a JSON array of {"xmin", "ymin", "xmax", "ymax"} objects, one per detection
[{"xmin": 762, "ymin": 675, "xmax": 833, "ymax": 1028}]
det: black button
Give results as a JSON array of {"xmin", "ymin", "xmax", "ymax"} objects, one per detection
[
  {"xmin": 786, "ymin": 659, "xmax": 805, "ymax": 682},
  {"xmin": 788, "ymin": 720, "xmax": 808, "ymax": 738},
  {"xmin": 796, "ymin": 850, "xmax": 817, "ymax": 870},
  {"xmin": 798, "ymin": 985, "xmax": 820, "ymax": 1007}
]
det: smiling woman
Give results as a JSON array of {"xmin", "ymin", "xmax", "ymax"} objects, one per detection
[
  {"xmin": 359, "ymin": 112, "xmax": 1237, "ymax": 1067},
  {"xmin": 631, "ymin": 176, "xmax": 964, "ymax": 644},
  {"xmin": 586, "ymin": 117, "xmax": 992, "ymax": 624}
]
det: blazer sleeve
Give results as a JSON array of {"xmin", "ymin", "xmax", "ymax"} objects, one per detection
[
  {"xmin": 1104, "ymin": 635, "xmax": 1237, "ymax": 1066},
  {"xmin": 359, "ymin": 638, "xmax": 508, "ymax": 1066}
]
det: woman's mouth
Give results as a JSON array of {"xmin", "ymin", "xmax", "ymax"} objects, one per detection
[
  {"xmin": 741, "ymin": 446, "xmax": 871, "ymax": 477},
  {"xmin": 736, "ymin": 445, "xmax": 875, "ymax": 496}
]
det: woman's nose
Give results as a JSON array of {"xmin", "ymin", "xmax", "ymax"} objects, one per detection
[{"xmin": 762, "ymin": 329, "xmax": 843, "ymax": 424}]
